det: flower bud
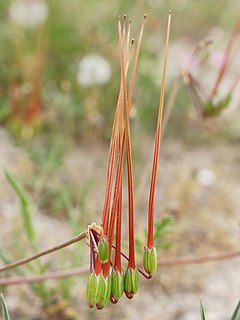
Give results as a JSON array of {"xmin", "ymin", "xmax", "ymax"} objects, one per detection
[
  {"xmin": 111, "ymin": 269, "xmax": 124, "ymax": 302},
  {"xmin": 124, "ymin": 267, "xmax": 139, "ymax": 299},
  {"xmin": 86, "ymin": 272, "xmax": 100, "ymax": 308},
  {"xmin": 96, "ymin": 273, "xmax": 111, "ymax": 310},
  {"xmin": 98, "ymin": 236, "xmax": 109, "ymax": 263},
  {"xmin": 143, "ymin": 246, "xmax": 157, "ymax": 276}
]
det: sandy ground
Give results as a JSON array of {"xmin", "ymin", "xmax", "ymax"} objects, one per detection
[{"xmin": 0, "ymin": 127, "xmax": 239, "ymax": 320}]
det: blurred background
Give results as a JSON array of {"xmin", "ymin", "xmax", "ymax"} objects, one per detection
[{"xmin": 0, "ymin": 0, "xmax": 240, "ymax": 319}]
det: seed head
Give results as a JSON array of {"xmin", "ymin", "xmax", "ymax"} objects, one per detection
[
  {"xmin": 98, "ymin": 236, "xmax": 110, "ymax": 263},
  {"xmin": 86, "ymin": 272, "xmax": 100, "ymax": 308},
  {"xmin": 111, "ymin": 269, "xmax": 124, "ymax": 302},
  {"xmin": 96, "ymin": 273, "xmax": 112, "ymax": 309},
  {"xmin": 124, "ymin": 267, "xmax": 139, "ymax": 299},
  {"xmin": 143, "ymin": 246, "xmax": 157, "ymax": 276}
]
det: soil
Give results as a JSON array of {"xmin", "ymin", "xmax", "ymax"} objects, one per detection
[{"xmin": 0, "ymin": 127, "xmax": 239, "ymax": 320}]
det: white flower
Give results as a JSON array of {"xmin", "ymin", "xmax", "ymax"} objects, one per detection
[
  {"xmin": 77, "ymin": 54, "xmax": 111, "ymax": 87},
  {"xmin": 196, "ymin": 168, "xmax": 215, "ymax": 186},
  {"xmin": 9, "ymin": 0, "xmax": 48, "ymax": 28}
]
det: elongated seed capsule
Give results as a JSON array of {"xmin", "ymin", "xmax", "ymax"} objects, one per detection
[
  {"xmin": 143, "ymin": 246, "xmax": 157, "ymax": 276},
  {"xmin": 111, "ymin": 269, "xmax": 124, "ymax": 302},
  {"xmin": 124, "ymin": 267, "xmax": 139, "ymax": 299},
  {"xmin": 86, "ymin": 272, "xmax": 100, "ymax": 308},
  {"xmin": 98, "ymin": 236, "xmax": 110, "ymax": 263},
  {"xmin": 96, "ymin": 273, "xmax": 111, "ymax": 310}
]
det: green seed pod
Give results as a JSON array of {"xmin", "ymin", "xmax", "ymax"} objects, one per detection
[
  {"xmin": 111, "ymin": 269, "xmax": 124, "ymax": 302},
  {"xmin": 98, "ymin": 236, "xmax": 109, "ymax": 263},
  {"xmin": 124, "ymin": 267, "xmax": 139, "ymax": 299},
  {"xmin": 96, "ymin": 273, "xmax": 111, "ymax": 310},
  {"xmin": 105, "ymin": 273, "xmax": 112, "ymax": 302},
  {"xmin": 143, "ymin": 246, "xmax": 157, "ymax": 276},
  {"xmin": 86, "ymin": 272, "xmax": 100, "ymax": 308}
]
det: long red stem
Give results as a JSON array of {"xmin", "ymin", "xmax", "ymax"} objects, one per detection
[
  {"xmin": 120, "ymin": 33, "xmax": 136, "ymax": 269},
  {"xmin": 147, "ymin": 13, "xmax": 171, "ymax": 249},
  {"xmin": 101, "ymin": 18, "xmax": 135, "ymax": 235},
  {"xmin": 125, "ymin": 14, "xmax": 147, "ymax": 269},
  {"xmin": 114, "ymin": 135, "xmax": 123, "ymax": 271},
  {"xmin": 113, "ymin": 82, "xmax": 124, "ymax": 272},
  {"xmin": 101, "ymin": 135, "xmax": 117, "ymax": 233},
  {"xmin": 102, "ymin": 114, "xmax": 125, "ymax": 277},
  {"xmin": 99, "ymin": 15, "xmax": 147, "ymax": 275},
  {"xmin": 101, "ymin": 17, "xmax": 126, "ymax": 277},
  {"xmin": 118, "ymin": 15, "xmax": 147, "ymax": 270}
]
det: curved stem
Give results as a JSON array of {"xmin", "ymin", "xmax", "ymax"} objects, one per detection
[
  {"xmin": 158, "ymin": 249, "xmax": 240, "ymax": 266},
  {"xmin": 0, "ymin": 231, "xmax": 87, "ymax": 273},
  {"xmin": 0, "ymin": 249, "xmax": 239, "ymax": 286},
  {"xmin": 0, "ymin": 267, "xmax": 89, "ymax": 286}
]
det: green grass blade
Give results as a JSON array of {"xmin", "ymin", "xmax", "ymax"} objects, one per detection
[
  {"xmin": 231, "ymin": 300, "xmax": 240, "ymax": 320},
  {"xmin": 200, "ymin": 299, "xmax": 206, "ymax": 320},
  {"xmin": 1, "ymin": 294, "xmax": 10, "ymax": 320},
  {"xmin": 5, "ymin": 169, "xmax": 36, "ymax": 244}
]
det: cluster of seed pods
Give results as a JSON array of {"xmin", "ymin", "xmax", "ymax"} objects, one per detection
[{"xmin": 86, "ymin": 13, "xmax": 171, "ymax": 310}]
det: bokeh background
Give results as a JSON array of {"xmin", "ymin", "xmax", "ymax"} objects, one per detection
[{"xmin": 0, "ymin": 0, "xmax": 240, "ymax": 319}]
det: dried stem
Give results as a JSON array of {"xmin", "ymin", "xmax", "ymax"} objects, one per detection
[
  {"xmin": 158, "ymin": 249, "xmax": 240, "ymax": 266},
  {"xmin": 0, "ymin": 249, "xmax": 239, "ymax": 286},
  {"xmin": 0, "ymin": 231, "xmax": 87, "ymax": 273},
  {"xmin": 211, "ymin": 18, "xmax": 240, "ymax": 97},
  {"xmin": 147, "ymin": 12, "xmax": 171, "ymax": 249},
  {"xmin": 0, "ymin": 267, "xmax": 89, "ymax": 285},
  {"xmin": 183, "ymin": 38, "xmax": 212, "ymax": 72},
  {"xmin": 162, "ymin": 76, "xmax": 182, "ymax": 136}
]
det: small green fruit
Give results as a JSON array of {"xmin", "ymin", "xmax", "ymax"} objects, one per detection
[
  {"xmin": 96, "ymin": 273, "xmax": 111, "ymax": 309},
  {"xmin": 124, "ymin": 267, "xmax": 139, "ymax": 299},
  {"xmin": 98, "ymin": 236, "xmax": 109, "ymax": 263},
  {"xmin": 86, "ymin": 272, "xmax": 100, "ymax": 308},
  {"xmin": 111, "ymin": 269, "xmax": 124, "ymax": 302},
  {"xmin": 143, "ymin": 246, "xmax": 157, "ymax": 276}
]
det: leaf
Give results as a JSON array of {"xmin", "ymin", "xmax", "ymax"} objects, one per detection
[
  {"xmin": 231, "ymin": 300, "xmax": 240, "ymax": 320},
  {"xmin": 200, "ymin": 298, "xmax": 206, "ymax": 320},
  {"xmin": 156, "ymin": 241, "xmax": 173, "ymax": 250},
  {"xmin": 142, "ymin": 216, "xmax": 174, "ymax": 251},
  {"xmin": 154, "ymin": 216, "xmax": 174, "ymax": 240},
  {"xmin": 5, "ymin": 169, "xmax": 36, "ymax": 244},
  {"xmin": 0, "ymin": 294, "xmax": 10, "ymax": 320}
]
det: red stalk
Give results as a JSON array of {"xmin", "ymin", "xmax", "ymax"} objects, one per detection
[
  {"xmin": 119, "ymin": 14, "xmax": 147, "ymax": 269},
  {"xmin": 114, "ymin": 135, "xmax": 123, "ymax": 272},
  {"xmin": 101, "ymin": 135, "xmax": 117, "ymax": 233},
  {"xmin": 147, "ymin": 13, "xmax": 171, "ymax": 249},
  {"xmin": 125, "ymin": 14, "xmax": 147, "ymax": 269},
  {"xmin": 119, "ymin": 34, "xmax": 136, "ymax": 268},
  {"xmin": 101, "ymin": 17, "xmax": 134, "ymax": 235},
  {"xmin": 114, "ymin": 80, "xmax": 125, "ymax": 271},
  {"xmin": 102, "ymin": 114, "xmax": 125, "ymax": 277},
  {"xmin": 98, "ymin": 14, "xmax": 147, "ymax": 275},
  {"xmin": 100, "ymin": 17, "xmax": 127, "ymax": 277}
]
